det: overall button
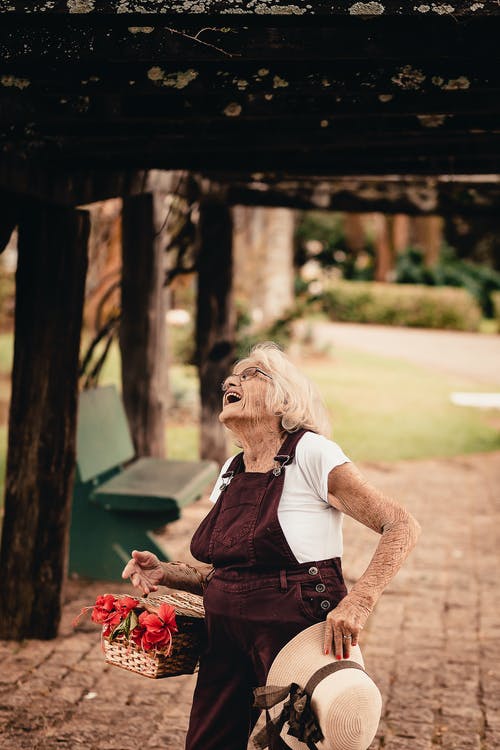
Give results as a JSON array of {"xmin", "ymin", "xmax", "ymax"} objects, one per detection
[
  {"xmin": 315, "ymin": 583, "xmax": 326, "ymax": 593},
  {"xmin": 320, "ymin": 600, "xmax": 331, "ymax": 610},
  {"xmin": 308, "ymin": 566, "xmax": 318, "ymax": 576}
]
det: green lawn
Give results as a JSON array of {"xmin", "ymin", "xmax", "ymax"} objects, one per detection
[
  {"xmin": 165, "ymin": 348, "xmax": 500, "ymax": 463},
  {"xmin": 0, "ymin": 330, "xmax": 499, "ymax": 506},
  {"xmin": 301, "ymin": 348, "xmax": 500, "ymax": 462}
]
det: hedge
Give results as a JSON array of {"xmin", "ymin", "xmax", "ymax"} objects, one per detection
[
  {"xmin": 0, "ymin": 268, "xmax": 15, "ymax": 331},
  {"xmin": 492, "ymin": 291, "xmax": 500, "ymax": 327},
  {"xmin": 319, "ymin": 280, "xmax": 482, "ymax": 331}
]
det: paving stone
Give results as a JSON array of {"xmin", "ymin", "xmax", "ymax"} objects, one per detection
[
  {"xmin": 383, "ymin": 736, "xmax": 433, "ymax": 750},
  {"xmin": 440, "ymin": 731, "xmax": 481, "ymax": 750}
]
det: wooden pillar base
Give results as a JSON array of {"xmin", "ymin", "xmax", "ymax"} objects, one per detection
[{"xmin": 0, "ymin": 200, "xmax": 89, "ymax": 640}]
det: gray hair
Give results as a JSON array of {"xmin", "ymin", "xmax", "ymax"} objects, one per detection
[{"xmin": 236, "ymin": 342, "xmax": 332, "ymax": 437}]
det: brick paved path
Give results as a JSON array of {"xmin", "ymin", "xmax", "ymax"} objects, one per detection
[{"xmin": 0, "ymin": 451, "xmax": 499, "ymax": 750}]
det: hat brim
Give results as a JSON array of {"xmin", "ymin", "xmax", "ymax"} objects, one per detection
[{"xmin": 264, "ymin": 622, "xmax": 382, "ymax": 750}]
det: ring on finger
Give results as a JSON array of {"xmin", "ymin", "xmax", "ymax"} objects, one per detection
[{"xmin": 342, "ymin": 634, "xmax": 352, "ymax": 640}]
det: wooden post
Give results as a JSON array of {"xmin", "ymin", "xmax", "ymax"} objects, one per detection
[
  {"xmin": 233, "ymin": 206, "xmax": 295, "ymax": 326},
  {"xmin": 392, "ymin": 214, "xmax": 411, "ymax": 254},
  {"xmin": 372, "ymin": 213, "xmax": 394, "ymax": 282},
  {"xmin": 411, "ymin": 216, "xmax": 444, "ymax": 266},
  {"xmin": 120, "ymin": 192, "xmax": 168, "ymax": 458},
  {"xmin": 196, "ymin": 194, "xmax": 235, "ymax": 465},
  {"xmin": 343, "ymin": 213, "xmax": 366, "ymax": 256},
  {"xmin": 0, "ymin": 191, "xmax": 19, "ymax": 252},
  {"xmin": 0, "ymin": 200, "xmax": 89, "ymax": 640}
]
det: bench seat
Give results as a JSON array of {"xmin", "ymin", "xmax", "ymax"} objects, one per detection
[
  {"xmin": 93, "ymin": 457, "xmax": 219, "ymax": 512},
  {"xmin": 69, "ymin": 385, "xmax": 218, "ymax": 581}
]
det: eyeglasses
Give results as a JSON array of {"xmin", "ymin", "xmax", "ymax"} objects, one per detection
[{"xmin": 221, "ymin": 366, "xmax": 273, "ymax": 393}]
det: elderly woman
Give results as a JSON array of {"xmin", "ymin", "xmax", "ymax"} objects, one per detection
[{"xmin": 122, "ymin": 342, "xmax": 420, "ymax": 750}]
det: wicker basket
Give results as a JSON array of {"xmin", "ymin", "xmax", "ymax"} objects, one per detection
[{"xmin": 103, "ymin": 591, "xmax": 205, "ymax": 679}]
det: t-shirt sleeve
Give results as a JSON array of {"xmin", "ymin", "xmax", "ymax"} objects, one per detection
[
  {"xmin": 209, "ymin": 456, "xmax": 234, "ymax": 503},
  {"xmin": 295, "ymin": 433, "xmax": 351, "ymax": 503}
]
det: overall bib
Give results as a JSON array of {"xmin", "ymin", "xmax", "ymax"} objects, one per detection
[{"xmin": 186, "ymin": 430, "xmax": 348, "ymax": 750}]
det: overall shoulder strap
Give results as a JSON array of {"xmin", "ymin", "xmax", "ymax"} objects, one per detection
[
  {"xmin": 275, "ymin": 428, "xmax": 308, "ymax": 461},
  {"xmin": 218, "ymin": 451, "xmax": 245, "ymax": 491},
  {"xmin": 272, "ymin": 429, "xmax": 308, "ymax": 476},
  {"xmin": 227, "ymin": 451, "xmax": 244, "ymax": 473}
]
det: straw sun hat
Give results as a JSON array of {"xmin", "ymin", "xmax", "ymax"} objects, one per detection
[{"xmin": 253, "ymin": 622, "xmax": 382, "ymax": 750}]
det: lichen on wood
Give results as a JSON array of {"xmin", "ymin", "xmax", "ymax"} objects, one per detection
[
  {"xmin": 1, "ymin": 74, "xmax": 31, "ymax": 89},
  {"xmin": 417, "ymin": 113, "xmax": 449, "ymax": 127},
  {"xmin": 223, "ymin": 101, "xmax": 242, "ymax": 116},
  {"xmin": 147, "ymin": 66, "xmax": 198, "ymax": 88},
  {"xmin": 349, "ymin": 2, "xmax": 385, "ymax": 14},
  {"xmin": 67, "ymin": 0, "xmax": 95, "ymax": 10},
  {"xmin": 391, "ymin": 64, "xmax": 426, "ymax": 90}
]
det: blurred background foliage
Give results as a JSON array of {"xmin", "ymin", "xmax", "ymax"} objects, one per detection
[{"xmin": 294, "ymin": 211, "xmax": 500, "ymax": 322}]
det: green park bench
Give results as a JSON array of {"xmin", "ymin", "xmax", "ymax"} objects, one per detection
[{"xmin": 69, "ymin": 385, "xmax": 218, "ymax": 581}]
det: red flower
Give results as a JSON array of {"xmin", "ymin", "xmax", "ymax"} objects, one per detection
[
  {"xmin": 157, "ymin": 603, "xmax": 178, "ymax": 633},
  {"xmin": 130, "ymin": 604, "xmax": 177, "ymax": 653},
  {"xmin": 80, "ymin": 594, "xmax": 178, "ymax": 654},
  {"xmin": 91, "ymin": 594, "xmax": 140, "ymax": 638},
  {"xmin": 91, "ymin": 594, "xmax": 117, "ymax": 625},
  {"xmin": 115, "ymin": 596, "xmax": 139, "ymax": 618}
]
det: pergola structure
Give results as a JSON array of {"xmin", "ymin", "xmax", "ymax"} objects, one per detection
[{"xmin": 1, "ymin": 0, "xmax": 499, "ymax": 639}]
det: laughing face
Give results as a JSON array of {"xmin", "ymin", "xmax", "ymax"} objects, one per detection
[{"xmin": 219, "ymin": 365, "xmax": 274, "ymax": 426}]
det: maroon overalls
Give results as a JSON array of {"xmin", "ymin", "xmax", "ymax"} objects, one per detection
[{"xmin": 186, "ymin": 430, "xmax": 347, "ymax": 750}]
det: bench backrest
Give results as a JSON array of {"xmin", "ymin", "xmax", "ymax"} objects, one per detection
[{"xmin": 76, "ymin": 385, "xmax": 135, "ymax": 483}]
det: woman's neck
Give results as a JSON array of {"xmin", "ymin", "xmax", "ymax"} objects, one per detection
[{"xmin": 232, "ymin": 422, "xmax": 286, "ymax": 472}]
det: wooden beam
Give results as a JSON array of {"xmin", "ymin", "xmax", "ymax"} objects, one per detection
[
  {"xmin": 1, "ymin": 0, "xmax": 499, "ymax": 18},
  {"xmin": 3, "ymin": 109, "xmax": 497, "ymax": 139},
  {"xmin": 2, "ymin": 60, "xmax": 499, "ymax": 102},
  {"xmin": 2, "ymin": 162, "xmax": 500, "ymax": 217},
  {"xmin": 196, "ymin": 190, "xmax": 235, "ymax": 465},
  {"xmin": 219, "ymin": 176, "xmax": 500, "ymax": 216},
  {"xmin": 120, "ymin": 192, "xmax": 168, "ymax": 459},
  {"xmin": 1, "ymin": 17, "xmax": 498, "ymax": 63},
  {"xmin": 0, "ymin": 199, "xmax": 89, "ymax": 640},
  {"xmin": 0, "ymin": 162, "xmax": 190, "ymax": 206},
  {"xmin": 3, "ymin": 98, "xmax": 499, "ymax": 142},
  {"xmin": 7, "ymin": 132, "xmax": 497, "ymax": 175}
]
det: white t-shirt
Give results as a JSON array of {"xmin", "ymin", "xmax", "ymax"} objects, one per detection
[{"xmin": 209, "ymin": 431, "xmax": 351, "ymax": 563}]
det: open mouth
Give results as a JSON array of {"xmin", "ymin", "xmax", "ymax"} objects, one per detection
[{"xmin": 224, "ymin": 391, "xmax": 242, "ymax": 405}]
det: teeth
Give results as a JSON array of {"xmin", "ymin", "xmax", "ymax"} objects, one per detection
[{"xmin": 225, "ymin": 391, "xmax": 241, "ymax": 403}]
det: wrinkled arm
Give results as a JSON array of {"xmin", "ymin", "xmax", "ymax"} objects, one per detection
[
  {"xmin": 160, "ymin": 561, "xmax": 214, "ymax": 595},
  {"xmin": 324, "ymin": 461, "xmax": 421, "ymax": 657},
  {"xmin": 122, "ymin": 550, "xmax": 213, "ymax": 596}
]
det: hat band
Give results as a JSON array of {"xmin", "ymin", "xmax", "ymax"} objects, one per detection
[{"xmin": 253, "ymin": 660, "xmax": 366, "ymax": 750}]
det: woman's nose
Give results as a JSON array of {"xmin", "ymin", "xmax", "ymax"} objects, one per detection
[{"xmin": 222, "ymin": 374, "xmax": 239, "ymax": 392}]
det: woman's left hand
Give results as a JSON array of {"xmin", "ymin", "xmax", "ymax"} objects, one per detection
[{"xmin": 323, "ymin": 593, "xmax": 371, "ymax": 660}]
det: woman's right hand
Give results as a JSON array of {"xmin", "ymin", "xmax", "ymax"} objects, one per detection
[{"xmin": 121, "ymin": 550, "xmax": 164, "ymax": 595}]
